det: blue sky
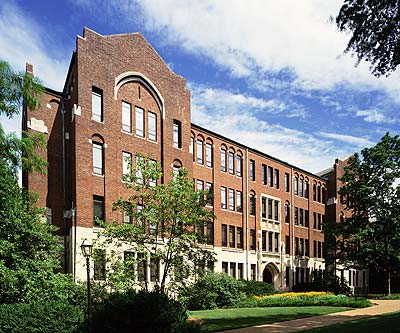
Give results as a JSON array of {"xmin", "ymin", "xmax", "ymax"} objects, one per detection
[{"xmin": 1, "ymin": 0, "xmax": 399, "ymax": 173}]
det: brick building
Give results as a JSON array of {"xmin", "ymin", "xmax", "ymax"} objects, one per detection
[{"xmin": 23, "ymin": 28, "xmax": 365, "ymax": 290}]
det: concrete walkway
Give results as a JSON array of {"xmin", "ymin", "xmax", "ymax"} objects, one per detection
[{"xmin": 216, "ymin": 300, "xmax": 400, "ymax": 333}]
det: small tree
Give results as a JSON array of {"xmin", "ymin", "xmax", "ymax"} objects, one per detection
[
  {"xmin": 96, "ymin": 155, "xmax": 215, "ymax": 293},
  {"xmin": 333, "ymin": 133, "xmax": 400, "ymax": 294}
]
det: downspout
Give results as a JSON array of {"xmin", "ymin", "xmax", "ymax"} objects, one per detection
[
  {"xmin": 291, "ymin": 167, "xmax": 295, "ymax": 288},
  {"xmin": 61, "ymin": 98, "xmax": 67, "ymax": 273},
  {"xmin": 245, "ymin": 148, "xmax": 249, "ymax": 280}
]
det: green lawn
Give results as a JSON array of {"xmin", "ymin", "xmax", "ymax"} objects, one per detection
[
  {"xmin": 189, "ymin": 306, "xmax": 351, "ymax": 332},
  {"xmin": 300, "ymin": 311, "xmax": 400, "ymax": 333}
]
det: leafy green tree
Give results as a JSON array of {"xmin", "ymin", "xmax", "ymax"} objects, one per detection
[
  {"xmin": 335, "ymin": 0, "xmax": 400, "ymax": 77},
  {"xmin": 0, "ymin": 60, "xmax": 79, "ymax": 304},
  {"xmin": 334, "ymin": 133, "xmax": 400, "ymax": 294},
  {"xmin": 95, "ymin": 155, "xmax": 215, "ymax": 293}
]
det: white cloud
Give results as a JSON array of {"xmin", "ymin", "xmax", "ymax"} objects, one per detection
[
  {"xmin": 318, "ymin": 131, "xmax": 374, "ymax": 147},
  {"xmin": 190, "ymin": 83, "xmax": 360, "ymax": 173},
  {"xmin": 128, "ymin": 0, "xmax": 400, "ymax": 100},
  {"xmin": 0, "ymin": 1, "xmax": 70, "ymax": 135},
  {"xmin": 355, "ymin": 109, "xmax": 398, "ymax": 125},
  {"xmin": 0, "ymin": 1, "xmax": 69, "ymax": 90},
  {"xmin": 189, "ymin": 84, "xmax": 306, "ymax": 118}
]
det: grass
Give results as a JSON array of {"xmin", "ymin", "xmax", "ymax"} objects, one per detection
[
  {"xmin": 189, "ymin": 306, "xmax": 351, "ymax": 332},
  {"xmin": 301, "ymin": 311, "xmax": 400, "ymax": 333}
]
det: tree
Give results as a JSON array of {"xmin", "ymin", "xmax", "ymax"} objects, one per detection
[
  {"xmin": 0, "ymin": 60, "xmax": 78, "ymax": 304},
  {"xmin": 334, "ymin": 133, "xmax": 400, "ymax": 294},
  {"xmin": 95, "ymin": 156, "xmax": 215, "ymax": 293},
  {"xmin": 335, "ymin": 0, "xmax": 400, "ymax": 77}
]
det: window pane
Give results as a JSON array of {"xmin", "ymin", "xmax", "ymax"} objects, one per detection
[
  {"xmin": 197, "ymin": 140, "xmax": 204, "ymax": 164},
  {"xmin": 92, "ymin": 90, "xmax": 102, "ymax": 122},
  {"xmin": 221, "ymin": 187, "xmax": 227, "ymax": 209},
  {"xmin": 93, "ymin": 195, "xmax": 104, "ymax": 226},
  {"xmin": 206, "ymin": 182, "xmax": 213, "ymax": 206},
  {"xmin": 236, "ymin": 191, "xmax": 242, "ymax": 212},
  {"xmin": 148, "ymin": 111, "xmax": 157, "ymax": 141},
  {"xmin": 135, "ymin": 107, "xmax": 144, "ymax": 137},
  {"xmin": 122, "ymin": 102, "xmax": 131, "ymax": 132},
  {"xmin": 220, "ymin": 149, "xmax": 226, "ymax": 172},
  {"xmin": 229, "ymin": 189, "xmax": 234, "ymax": 211},
  {"xmin": 173, "ymin": 120, "xmax": 181, "ymax": 148},
  {"xmin": 206, "ymin": 143, "xmax": 212, "ymax": 167},
  {"xmin": 122, "ymin": 151, "xmax": 132, "ymax": 179},
  {"xmin": 228, "ymin": 152, "xmax": 234, "ymax": 174},
  {"xmin": 136, "ymin": 156, "xmax": 143, "ymax": 184},
  {"xmin": 93, "ymin": 142, "xmax": 103, "ymax": 174},
  {"xmin": 236, "ymin": 155, "xmax": 242, "ymax": 177}
]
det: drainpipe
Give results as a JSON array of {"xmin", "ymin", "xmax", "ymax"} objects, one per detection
[
  {"xmin": 291, "ymin": 167, "xmax": 295, "ymax": 288},
  {"xmin": 61, "ymin": 98, "xmax": 67, "ymax": 273},
  {"xmin": 245, "ymin": 148, "xmax": 249, "ymax": 280}
]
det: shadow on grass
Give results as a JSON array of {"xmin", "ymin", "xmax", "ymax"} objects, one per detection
[{"xmin": 301, "ymin": 311, "xmax": 400, "ymax": 333}]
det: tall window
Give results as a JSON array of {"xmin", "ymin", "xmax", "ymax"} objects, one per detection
[
  {"xmin": 173, "ymin": 120, "xmax": 182, "ymax": 148},
  {"xmin": 274, "ymin": 169, "xmax": 279, "ymax": 189},
  {"xmin": 220, "ymin": 148, "xmax": 227, "ymax": 172},
  {"xmin": 285, "ymin": 173, "xmax": 290, "ymax": 192},
  {"xmin": 229, "ymin": 226, "xmax": 235, "ymax": 247},
  {"xmin": 262, "ymin": 197, "xmax": 267, "ymax": 218},
  {"xmin": 206, "ymin": 182, "xmax": 213, "ymax": 206},
  {"xmin": 267, "ymin": 166, "xmax": 273, "ymax": 187},
  {"xmin": 285, "ymin": 235, "xmax": 290, "ymax": 254},
  {"xmin": 304, "ymin": 181, "xmax": 309, "ymax": 198},
  {"xmin": 268, "ymin": 199, "xmax": 273, "ymax": 219},
  {"xmin": 250, "ymin": 193, "xmax": 256, "ymax": 215},
  {"xmin": 237, "ymin": 227, "xmax": 243, "ymax": 248},
  {"xmin": 150, "ymin": 256, "xmax": 159, "ymax": 282},
  {"xmin": 221, "ymin": 224, "xmax": 227, "ymax": 247},
  {"xmin": 196, "ymin": 179, "xmax": 204, "ymax": 191},
  {"xmin": 236, "ymin": 155, "xmax": 242, "ymax": 177},
  {"xmin": 299, "ymin": 208, "xmax": 304, "ymax": 226},
  {"xmin": 135, "ymin": 107, "xmax": 144, "ymax": 137},
  {"xmin": 206, "ymin": 222, "xmax": 214, "ymax": 245},
  {"xmin": 148, "ymin": 111, "xmax": 157, "ymax": 141},
  {"xmin": 262, "ymin": 164, "xmax": 267, "ymax": 185},
  {"xmin": 197, "ymin": 139, "xmax": 204, "ymax": 164},
  {"xmin": 299, "ymin": 179, "xmax": 304, "ymax": 197},
  {"xmin": 121, "ymin": 101, "xmax": 131, "ymax": 132},
  {"xmin": 206, "ymin": 142, "xmax": 213, "ymax": 167},
  {"xmin": 274, "ymin": 201, "xmax": 279, "ymax": 221},
  {"xmin": 274, "ymin": 233, "xmax": 279, "ymax": 252},
  {"xmin": 228, "ymin": 189, "xmax": 235, "ymax": 211},
  {"xmin": 221, "ymin": 186, "xmax": 227, "ymax": 209},
  {"xmin": 268, "ymin": 232, "xmax": 273, "ymax": 252},
  {"xmin": 136, "ymin": 155, "xmax": 143, "ymax": 184},
  {"xmin": 250, "ymin": 229, "xmax": 256, "ymax": 250},
  {"xmin": 238, "ymin": 263, "xmax": 244, "ymax": 279},
  {"xmin": 305, "ymin": 210, "xmax": 309, "ymax": 228},
  {"xmin": 122, "ymin": 151, "xmax": 132, "ymax": 180},
  {"xmin": 92, "ymin": 141, "xmax": 103, "ymax": 175},
  {"xmin": 313, "ymin": 183, "xmax": 317, "ymax": 201},
  {"xmin": 285, "ymin": 203, "xmax": 290, "ymax": 224},
  {"xmin": 294, "ymin": 177, "xmax": 299, "ymax": 195},
  {"xmin": 228, "ymin": 151, "xmax": 234, "ymax": 174},
  {"xmin": 236, "ymin": 191, "xmax": 242, "ymax": 212},
  {"xmin": 262, "ymin": 231, "xmax": 267, "ymax": 251},
  {"xmin": 92, "ymin": 87, "xmax": 103, "ymax": 122},
  {"xmin": 250, "ymin": 159, "xmax": 255, "ymax": 181},
  {"xmin": 93, "ymin": 195, "xmax": 104, "ymax": 226},
  {"xmin": 123, "ymin": 202, "xmax": 132, "ymax": 224},
  {"xmin": 294, "ymin": 207, "xmax": 299, "ymax": 225},
  {"xmin": 190, "ymin": 136, "xmax": 195, "ymax": 161},
  {"xmin": 93, "ymin": 249, "xmax": 106, "ymax": 280}
]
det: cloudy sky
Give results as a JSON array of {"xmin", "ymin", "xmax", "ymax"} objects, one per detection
[{"xmin": 1, "ymin": 0, "xmax": 399, "ymax": 173}]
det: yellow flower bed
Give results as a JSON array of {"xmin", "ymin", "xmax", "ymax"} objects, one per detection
[{"xmin": 255, "ymin": 291, "xmax": 330, "ymax": 300}]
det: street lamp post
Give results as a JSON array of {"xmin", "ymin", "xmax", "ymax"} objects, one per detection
[{"xmin": 81, "ymin": 239, "xmax": 93, "ymax": 324}]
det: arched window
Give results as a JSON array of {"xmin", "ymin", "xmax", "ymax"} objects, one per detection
[
  {"xmin": 196, "ymin": 135, "xmax": 204, "ymax": 165},
  {"xmin": 220, "ymin": 144, "xmax": 227, "ymax": 172},
  {"xmin": 236, "ymin": 150, "xmax": 243, "ymax": 177},
  {"xmin": 284, "ymin": 201, "xmax": 290, "ymax": 224},
  {"xmin": 228, "ymin": 147, "xmax": 235, "ymax": 175},
  {"xmin": 299, "ymin": 177, "xmax": 304, "ymax": 197},
  {"xmin": 249, "ymin": 190, "xmax": 256, "ymax": 216},
  {"xmin": 190, "ymin": 132, "xmax": 195, "ymax": 162},
  {"xmin": 205, "ymin": 138, "xmax": 213, "ymax": 167},
  {"xmin": 172, "ymin": 159, "xmax": 182, "ymax": 179},
  {"xmin": 92, "ymin": 134, "xmax": 104, "ymax": 175}
]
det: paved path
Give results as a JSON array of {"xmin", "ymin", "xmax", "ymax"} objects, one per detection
[{"xmin": 216, "ymin": 300, "xmax": 400, "ymax": 333}]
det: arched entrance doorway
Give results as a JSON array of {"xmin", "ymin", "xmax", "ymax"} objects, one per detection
[
  {"xmin": 262, "ymin": 263, "xmax": 280, "ymax": 289},
  {"xmin": 263, "ymin": 266, "xmax": 273, "ymax": 283}
]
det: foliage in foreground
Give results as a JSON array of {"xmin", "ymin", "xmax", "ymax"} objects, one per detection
[
  {"xmin": 90, "ymin": 290, "xmax": 190, "ymax": 333},
  {"xmin": 236, "ymin": 293, "xmax": 372, "ymax": 308},
  {"xmin": 95, "ymin": 158, "xmax": 215, "ymax": 293},
  {"xmin": 179, "ymin": 272, "xmax": 247, "ymax": 310},
  {"xmin": 0, "ymin": 301, "xmax": 84, "ymax": 333}
]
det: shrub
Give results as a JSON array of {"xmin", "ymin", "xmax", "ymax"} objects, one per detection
[
  {"xmin": 0, "ymin": 301, "xmax": 84, "ymax": 333},
  {"xmin": 240, "ymin": 280, "xmax": 275, "ymax": 296},
  {"xmin": 179, "ymin": 272, "xmax": 245, "ymax": 310},
  {"xmin": 238, "ymin": 293, "xmax": 372, "ymax": 308},
  {"xmin": 90, "ymin": 290, "xmax": 189, "ymax": 333}
]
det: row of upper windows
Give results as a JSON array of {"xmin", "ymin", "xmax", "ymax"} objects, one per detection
[
  {"xmin": 221, "ymin": 224, "xmax": 244, "ymax": 248},
  {"xmin": 221, "ymin": 187, "xmax": 243, "ymax": 212},
  {"xmin": 261, "ymin": 230, "xmax": 280, "ymax": 253},
  {"xmin": 283, "ymin": 204, "xmax": 324, "ymax": 230},
  {"xmin": 92, "ymin": 88, "xmax": 185, "ymax": 149},
  {"xmin": 294, "ymin": 176, "xmax": 327, "ymax": 203}
]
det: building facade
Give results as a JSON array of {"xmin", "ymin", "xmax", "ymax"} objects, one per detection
[{"xmin": 23, "ymin": 28, "xmax": 364, "ymax": 291}]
